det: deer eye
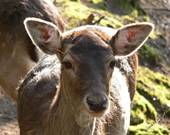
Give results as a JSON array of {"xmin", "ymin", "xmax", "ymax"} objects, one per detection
[
  {"xmin": 62, "ymin": 61, "xmax": 72, "ymax": 69},
  {"xmin": 109, "ymin": 60, "xmax": 116, "ymax": 69}
]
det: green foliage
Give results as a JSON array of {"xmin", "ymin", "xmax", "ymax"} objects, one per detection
[
  {"xmin": 131, "ymin": 92, "xmax": 157, "ymax": 125},
  {"xmin": 58, "ymin": 0, "xmax": 90, "ymax": 29},
  {"xmin": 89, "ymin": 0, "xmax": 106, "ymax": 10},
  {"xmin": 55, "ymin": 0, "xmax": 148, "ymax": 29},
  {"xmin": 130, "ymin": 66, "xmax": 170, "ymax": 134},
  {"xmin": 56, "ymin": 0, "xmax": 124, "ymax": 29},
  {"xmin": 137, "ymin": 67, "xmax": 170, "ymax": 116},
  {"xmin": 139, "ymin": 44, "xmax": 163, "ymax": 66},
  {"xmin": 90, "ymin": 0, "xmax": 103, "ymax": 3},
  {"xmin": 129, "ymin": 123, "xmax": 169, "ymax": 135}
]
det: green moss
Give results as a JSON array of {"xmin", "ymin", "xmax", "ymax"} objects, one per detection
[
  {"xmin": 130, "ymin": 67, "xmax": 170, "ymax": 133},
  {"xmin": 90, "ymin": 0, "xmax": 103, "ymax": 3},
  {"xmin": 55, "ymin": 0, "xmax": 90, "ymax": 28},
  {"xmin": 137, "ymin": 67, "xmax": 170, "ymax": 117},
  {"xmin": 128, "ymin": 123, "xmax": 169, "ymax": 135},
  {"xmin": 89, "ymin": 0, "xmax": 106, "ymax": 10},
  {"xmin": 149, "ymin": 30, "xmax": 162, "ymax": 40},
  {"xmin": 59, "ymin": 0, "xmax": 124, "ymax": 29},
  {"xmin": 55, "ymin": 0, "xmax": 149, "ymax": 29},
  {"xmin": 131, "ymin": 92, "xmax": 157, "ymax": 125}
]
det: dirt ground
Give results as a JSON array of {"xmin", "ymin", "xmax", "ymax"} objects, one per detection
[{"xmin": 0, "ymin": 88, "xmax": 19, "ymax": 135}]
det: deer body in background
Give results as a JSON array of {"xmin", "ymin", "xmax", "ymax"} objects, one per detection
[
  {"xmin": 18, "ymin": 18, "xmax": 153, "ymax": 135},
  {"xmin": 0, "ymin": 0, "xmax": 64, "ymax": 100}
]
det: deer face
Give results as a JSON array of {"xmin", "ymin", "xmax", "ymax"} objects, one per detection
[
  {"xmin": 60, "ymin": 31, "xmax": 114, "ymax": 116},
  {"xmin": 24, "ymin": 17, "xmax": 153, "ymax": 117}
]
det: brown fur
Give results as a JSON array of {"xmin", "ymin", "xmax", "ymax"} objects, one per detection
[
  {"xmin": 127, "ymin": 54, "xmax": 138, "ymax": 100},
  {"xmin": 0, "ymin": 0, "xmax": 64, "ymax": 100},
  {"xmin": 64, "ymin": 29, "xmax": 137, "ymax": 100},
  {"xmin": 18, "ymin": 29, "xmax": 138, "ymax": 135}
]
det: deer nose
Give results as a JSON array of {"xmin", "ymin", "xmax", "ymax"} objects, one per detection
[{"xmin": 86, "ymin": 94, "xmax": 108, "ymax": 113}]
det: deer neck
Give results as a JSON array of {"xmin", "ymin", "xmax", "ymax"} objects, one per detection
[{"xmin": 47, "ymin": 79, "xmax": 96, "ymax": 135}]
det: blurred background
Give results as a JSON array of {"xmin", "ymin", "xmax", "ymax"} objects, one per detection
[{"xmin": 0, "ymin": 0, "xmax": 169, "ymax": 134}]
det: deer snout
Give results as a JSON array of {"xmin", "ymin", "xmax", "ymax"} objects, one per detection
[{"xmin": 85, "ymin": 94, "xmax": 109, "ymax": 115}]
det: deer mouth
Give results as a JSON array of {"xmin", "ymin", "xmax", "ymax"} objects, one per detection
[{"xmin": 88, "ymin": 110, "xmax": 108, "ymax": 117}]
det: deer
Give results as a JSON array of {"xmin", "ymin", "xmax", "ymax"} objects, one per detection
[
  {"xmin": 0, "ymin": 0, "xmax": 64, "ymax": 101},
  {"xmin": 17, "ymin": 17, "xmax": 153, "ymax": 135}
]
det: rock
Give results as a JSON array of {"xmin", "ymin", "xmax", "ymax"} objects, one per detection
[{"xmin": 138, "ymin": 0, "xmax": 170, "ymax": 66}]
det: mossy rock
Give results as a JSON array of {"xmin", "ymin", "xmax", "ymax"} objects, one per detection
[
  {"xmin": 139, "ymin": 44, "xmax": 164, "ymax": 67},
  {"xmin": 131, "ymin": 91, "xmax": 157, "ymax": 125},
  {"xmin": 137, "ymin": 67, "xmax": 170, "ymax": 117},
  {"xmin": 128, "ymin": 123, "xmax": 169, "ymax": 135}
]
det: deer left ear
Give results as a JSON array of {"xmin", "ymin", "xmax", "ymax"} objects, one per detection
[
  {"xmin": 110, "ymin": 23, "xmax": 154, "ymax": 57},
  {"xmin": 24, "ymin": 17, "xmax": 62, "ymax": 55}
]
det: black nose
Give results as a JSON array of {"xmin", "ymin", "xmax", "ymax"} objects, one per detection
[{"xmin": 86, "ymin": 95, "xmax": 108, "ymax": 113}]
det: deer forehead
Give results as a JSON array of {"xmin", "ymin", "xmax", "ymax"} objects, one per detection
[
  {"xmin": 62, "ymin": 30, "xmax": 113, "ymax": 62},
  {"xmin": 63, "ymin": 29, "xmax": 111, "ymax": 47}
]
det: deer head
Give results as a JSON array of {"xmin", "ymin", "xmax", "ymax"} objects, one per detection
[{"xmin": 24, "ymin": 17, "xmax": 153, "ymax": 117}]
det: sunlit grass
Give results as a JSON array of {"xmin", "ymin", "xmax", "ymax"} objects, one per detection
[{"xmin": 55, "ymin": 0, "xmax": 149, "ymax": 29}]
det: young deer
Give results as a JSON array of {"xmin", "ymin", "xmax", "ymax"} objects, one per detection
[
  {"xmin": 17, "ymin": 17, "xmax": 153, "ymax": 135},
  {"xmin": 0, "ymin": 0, "xmax": 64, "ymax": 100}
]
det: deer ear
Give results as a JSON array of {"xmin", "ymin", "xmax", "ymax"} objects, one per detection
[
  {"xmin": 24, "ymin": 17, "xmax": 62, "ymax": 54},
  {"xmin": 110, "ymin": 23, "xmax": 154, "ymax": 57}
]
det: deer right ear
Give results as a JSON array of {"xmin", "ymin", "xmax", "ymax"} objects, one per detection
[
  {"xmin": 110, "ymin": 23, "xmax": 154, "ymax": 57},
  {"xmin": 24, "ymin": 17, "xmax": 62, "ymax": 55}
]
